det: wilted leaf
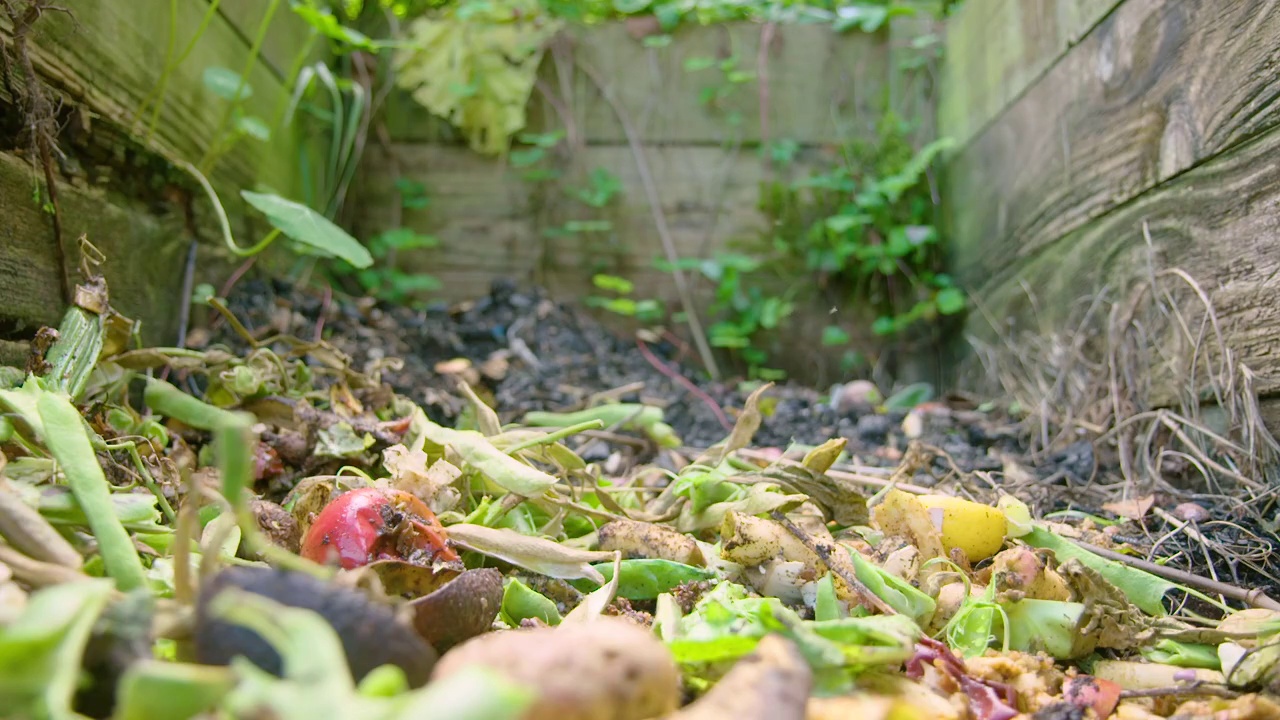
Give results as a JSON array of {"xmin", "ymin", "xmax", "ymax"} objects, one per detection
[
  {"xmin": 696, "ymin": 383, "xmax": 771, "ymax": 467},
  {"xmin": 676, "ymin": 482, "xmax": 807, "ymax": 533},
  {"xmin": 314, "ymin": 422, "xmax": 374, "ymax": 459},
  {"xmin": 384, "ymin": 444, "xmax": 462, "ymax": 511},
  {"xmin": 563, "ymin": 552, "xmax": 622, "ymax": 623},
  {"xmin": 801, "ymin": 438, "xmax": 847, "ymax": 475},
  {"xmin": 1101, "ymin": 495, "xmax": 1155, "ymax": 521},
  {"xmin": 1024, "ymin": 528, "xmax": 1177, "ymax": 616},
  {"xmin": 445, "ymin": 524, "xmax": 616, "ymax": 582},
  {"xmin": 421, "ymin": 422, "xmax": 558, "ymax": 497}
]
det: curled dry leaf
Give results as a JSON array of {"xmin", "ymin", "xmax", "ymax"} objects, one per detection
[
  {"xmin": 421, "ymin": 421, "xmax": 558, "ymax": 496},
  {"xmin": 596, "ymin": 518, "xmax": 705, "ymax": 566},
  {"xmin": 663, "ymin": 634, "xmax": 811, "ymax": 720},
  {"xmin": 384, "ymin": 443, "xmax": 463, "ymax": 513},
  {"xmin": 1101, "ymin": 495, "xmax": 1155, "ymax": 521},
  {"xmin": 694, "ymin": 383, "xmax": 771, "ymax": 468},
  {"xmin": 445, "ymin": 523, "xmax": 617, "ymax": 583},
  {"xmin": 432, "ymin": 616, "xmax": 681, "ymax": 720},
  {"xmin": 872, "ymin": 490, "xmax": 947, "ymax": 561}
]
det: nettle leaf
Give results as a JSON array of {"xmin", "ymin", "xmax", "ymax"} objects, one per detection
[
  {"xmin": 203, "ymin": 67, "xmax": 252, "ymax": 102},
  {"xmin": 241, "ymin": 191, "xmax": 373, "ymax": 268}
]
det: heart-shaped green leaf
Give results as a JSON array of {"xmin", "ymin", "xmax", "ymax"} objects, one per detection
[{"xmin": 241, "ymin": 191, "xmax": 373, "ymax": 268}]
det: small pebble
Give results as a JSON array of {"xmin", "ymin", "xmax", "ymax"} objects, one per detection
[
  {"xmin": 855, "ymin": 414, "xmax": 893, "ymax": 443},
  {"xmin": 1172, "ymin": 502, "xmax": 1210, "ymax": 523}
]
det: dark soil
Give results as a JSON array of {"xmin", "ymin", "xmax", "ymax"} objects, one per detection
[{"xmin": 199, "ymin": 277, "xmax": 1027, "ymax": 469}]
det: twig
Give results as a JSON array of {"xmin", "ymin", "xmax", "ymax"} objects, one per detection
[
  {"xmin": 637, "ymin": 337, "xmax": 732, "ymax": 432},
  {"xmin": 1069, "ymin": 538, "xmax": 1280, "ymax": 611},
  {"xmin": 2, "ymin": 0, "xmax": 72, "ymax": 305},
  {"xmin": 175, "ymin": 238, "xmax": 198, "ymax": 348},
  {"xmin": 771, "ymin": 510, "xmax": 896, "ymax": 615},
  {"xmin": 574, "ymin": 57, "xmax": 721, "ymax": 381}
]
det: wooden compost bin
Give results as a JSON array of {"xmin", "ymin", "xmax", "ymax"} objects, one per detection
[
  {"xmin": 939, "ymin": 0, "xmax": 1280, "ymax": 435},
  {"xmin": 0, "ymin": 0, "xmax": 319, "ymax": 358},
  {"xmin": 351, "ymin": 18, "xmax": 940, "ymax": 385}
]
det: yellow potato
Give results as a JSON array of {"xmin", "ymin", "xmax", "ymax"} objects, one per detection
[{"xmin": 916, "ymin": 495, "xmax": 1007, "ymax": 562}]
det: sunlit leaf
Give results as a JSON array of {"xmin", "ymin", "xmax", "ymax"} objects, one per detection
[{"xmin": 241, "ymin": 191, "xmax": 374, "ymax": 268}]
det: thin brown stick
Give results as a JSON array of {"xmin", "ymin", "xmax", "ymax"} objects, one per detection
[
  {"xmin": 574, "ymin": 57, "xmax": 721, "ymax": 381},
  {"xmin": 771, "ymin": 510, "xmax": 896, "ymax": 615},
  {"xmin": 1070, "ymin": 538, "xmax": 1280, "ymax": 611}
]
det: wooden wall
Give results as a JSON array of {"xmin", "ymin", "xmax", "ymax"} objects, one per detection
[
  {"xmin": 351, "ymin": 19, "xmax": 940, "ymax": 383},
  {"xmin": 0, "ymin": 0, "xmax": 319, "ymax": 350},
  {"xmin": 939, "ymin": 0, "xmax": 1280, "ymax": 428}
]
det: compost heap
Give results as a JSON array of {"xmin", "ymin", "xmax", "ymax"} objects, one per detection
[{"xmin": 1, "ymin": 273, "xmax": 1278, "ymax": 720}]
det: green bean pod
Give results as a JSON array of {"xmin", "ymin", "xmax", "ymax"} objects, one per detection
[{"xmin": 36, "ymin": 391, "xmax": 146, "ymax": 591}]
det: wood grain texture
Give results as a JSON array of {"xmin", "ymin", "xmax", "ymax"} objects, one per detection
[
  {"xmin": 349, "ymin": 142, "xmax": 811, "ymax": 300},
  {"xmin": 963, "ymin": 123, "xmax": 1280, "ymax": 405},
  {"xmin": 937, "ymin": 0, "xmax": 1120, "ymax": 150},
  {"xmin": 348, "ymin": 141, "xmax": 909, "ymax": 385},
  {"xmin": 947, "ymin": 0, "xmax": 1280, "ymax": 294},
  {"xmin": 4, "ymin": 0, "xmax": 303, "ymax": 200},
  {"xmin": 0, "ymin": 150, "xmax": 200, "ymax": 347},
  {"xmin": 385, "ymin": 21, "xmax": 891, "ymax": 146},
  {"xmin": 213, "ymin": 0, "xmax": 321, "ymax": 81}
]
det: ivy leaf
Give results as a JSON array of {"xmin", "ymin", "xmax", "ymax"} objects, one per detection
[
  {"xmin": 203, "ymin": 67, "xmax": 252, "ymax": 101},
  {"xmin": 821, "ymin": 325, "xmax": 850, "ymax": 346},
  {"xmin": 241, "ymin": 191, "xmax": 374, "ymax": 268},
  {"xmin": 935, "ymin": 287, "xmax": 966, "ymax": 315}
]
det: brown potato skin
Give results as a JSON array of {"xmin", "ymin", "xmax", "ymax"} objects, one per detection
[{"xmin": 432, "ymin": 616, "xmax": 681, "ymax": 720}]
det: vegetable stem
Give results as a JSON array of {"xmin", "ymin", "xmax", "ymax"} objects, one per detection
[
  {"xmin": 504, "ymin": 420, "xmax": 605, "ymax": 454},
  {"xmin": 36, "ymin": 391, "xmax": 147, "ymax": 591}
]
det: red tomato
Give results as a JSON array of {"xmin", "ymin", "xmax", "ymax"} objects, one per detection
[{"xmin": 301, "ymin": 487, "xmax": 460, "ymax": 569}]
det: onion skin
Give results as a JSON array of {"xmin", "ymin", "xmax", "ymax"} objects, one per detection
[{"xmin": 300, "ymin": 487, "xmax": 460, "ymax": 570}]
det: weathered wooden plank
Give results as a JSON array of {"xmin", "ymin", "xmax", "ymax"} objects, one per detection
[
  {"xmin": 0, "ymin": 150, "xmax": 212, "ymax": 347},
  {"xmin": 962, "ymin": 123, "xmax": 1280, "ymax": 409},
  {"xmin": 213, "ymin": 0, "xmax": 322, "ymax": 81},
  {"xmin": 947, "ymin": 0, "xmax": 1280, "ymax": 295},
  {"xmin": 937, "ymin": 0, "xmax": 1120, "ymax": 150},
  {"xmin": 349, "ymin": 142, "xmax": 846, "ymax": 303},
  {"xmin": 4, "ymin": 0, "xmax": 303, "ymax": 203},
  {"xmin": 386, "ymin": 21, "xmax": 891, "ymax": 146}
]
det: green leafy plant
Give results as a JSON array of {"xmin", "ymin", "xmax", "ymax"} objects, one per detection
[
  {"xmin": 759, "ymin": 115, "xmax": 963, "ymax": 340},
  {"xmin": 327, "ymin": 181, "xmax": 443, "ymax": 306},
  {"xmin": 585, "ymin": 274, "xmax": 665, "ymax": 323},
  {"xmin": 653, "ymin": 253, "xmax": 793, "ymax": 380}
]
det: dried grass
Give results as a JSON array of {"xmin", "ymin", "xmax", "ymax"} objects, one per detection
[{"xmin": 963, "ymin": 223, "xmax": 1278, "ymax": 586}]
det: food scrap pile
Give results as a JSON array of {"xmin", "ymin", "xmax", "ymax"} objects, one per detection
[{"xmin": 1, "ymin": 272, "xmax": 1278, "ymax": 720}]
